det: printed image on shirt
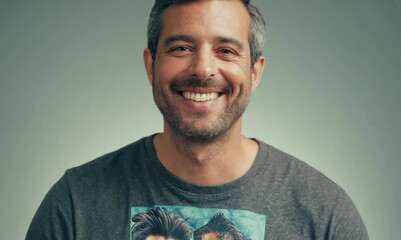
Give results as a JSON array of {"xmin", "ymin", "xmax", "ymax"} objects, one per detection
[{"xmin": 130, "ymin": 206, "xmax": 266, "ymax": 240}]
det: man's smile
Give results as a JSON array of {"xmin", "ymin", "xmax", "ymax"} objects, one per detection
[{"xmin": 181, "ymin": 91, "xmax": 219, "ymax": 102}]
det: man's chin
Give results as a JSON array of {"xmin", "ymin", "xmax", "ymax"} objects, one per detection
[{"xmin": 173, "ymin": 126, "xmax": 228, "ymax": 143}]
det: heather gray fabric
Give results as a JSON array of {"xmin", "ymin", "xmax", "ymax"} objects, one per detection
[{"xmin": 26, "ymin": 135, "xmax": 368, "ymax": 239}]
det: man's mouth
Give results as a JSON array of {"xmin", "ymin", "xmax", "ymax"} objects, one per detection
[{"xmin": 181, "ymin": 91, "xmax": 219, "ymax": 102}]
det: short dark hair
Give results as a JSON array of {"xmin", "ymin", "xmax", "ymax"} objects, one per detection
[
  {"xmin": 193, "ymin": 212, "xmax": 246, "ymax": 240},
  {"xmin": 147, "ymin": 0, "xmax": 266, "ymax": 66},
  {"xmin": 131, "ymin": 207, "xmax": 192, "ymax": 240}
]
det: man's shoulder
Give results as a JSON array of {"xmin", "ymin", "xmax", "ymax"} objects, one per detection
[
  {"xmin": 257, "ymin": 141, "xmax": 369, "ymax": 239},
  {"xmin": 64, "ymin": 135, "xmax": 152, "ymax": 182},
  {"xmin": 260, "ymin": 141, "xmax": 346, "ymax": 200}
]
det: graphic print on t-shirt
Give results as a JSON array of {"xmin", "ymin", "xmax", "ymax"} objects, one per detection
[{"xmin": 130, "ymin": 206, "xmax": 266, "ymax": 240}]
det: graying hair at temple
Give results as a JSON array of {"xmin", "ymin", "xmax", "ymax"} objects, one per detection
[{"xmin": 147, "ymin": 0, "xmax": 266, "ymax": 66}]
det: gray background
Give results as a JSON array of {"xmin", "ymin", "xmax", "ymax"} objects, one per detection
[{"xmin": 1, "ymin": 0, "xmax": 400, "ymax": 239}]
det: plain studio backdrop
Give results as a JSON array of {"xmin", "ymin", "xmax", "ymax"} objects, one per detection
[{"xmin": 1, "ymin": 0, "xmax": 400, "ymax": 239}]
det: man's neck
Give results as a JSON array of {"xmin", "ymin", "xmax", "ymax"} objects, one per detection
[{"xmin": 152, "ymin": 122, "xmax": 259, "ymax": 186}]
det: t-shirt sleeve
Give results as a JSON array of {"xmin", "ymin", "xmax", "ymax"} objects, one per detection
[
  {"xmin": 25, "ymin": 175, "xmax": 74, "ymax": 240},
  {"xmin": 329, "ymin": 190, "xmax": 369, "ymax": 240}
]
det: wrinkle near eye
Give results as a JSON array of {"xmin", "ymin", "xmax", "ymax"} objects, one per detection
[{"xmin": 224, "ymin": 56, "xmax": 251, "ymax": 78}]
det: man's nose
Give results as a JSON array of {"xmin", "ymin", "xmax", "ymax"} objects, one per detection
[{"xmin": 189, "ymin": 48, "xmax": 217, "ymax": 80}]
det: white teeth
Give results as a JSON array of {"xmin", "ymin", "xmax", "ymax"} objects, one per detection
[{"xmin": 183, "ymin": 92, "xmax": 218, "ymax": 102}]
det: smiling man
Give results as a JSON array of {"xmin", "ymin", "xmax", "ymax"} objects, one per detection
[
  {"xmin": 144, "ymin": 0, "xmax": 264, "ymax": 187},
  {"xmin": 26, "ymin": 1, "xmax": 368, "ymax": 239}
]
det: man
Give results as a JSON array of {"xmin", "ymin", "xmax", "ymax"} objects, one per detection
[
  {"xmin": 131, "ymin": 207, "xmax": 192, "ymax": 240},
  {"xmin": 193, "ymin": 212, "xmax": 245, "ymax": 240},
  {"xmin": 26, "ymin": 0, "xmax": 369, "ymax": 239}
]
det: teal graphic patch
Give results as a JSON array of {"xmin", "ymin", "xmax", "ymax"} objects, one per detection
[{"xmin": 130, "ymin": 206, "xmax": 266, "ymax": 239}]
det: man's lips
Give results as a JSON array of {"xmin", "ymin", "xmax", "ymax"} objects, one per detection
[
  {"xmin": 181, "ymin": 91, "xmax": 219, "ymax": 102},
  {"xmin": 170, "ymin": 78, "xmax": 232, "ymax": 103}
]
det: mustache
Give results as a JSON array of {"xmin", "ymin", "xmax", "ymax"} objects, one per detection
[{"xmin": 170, "ymin": 77, "xmax": 232, "ymax": 94}]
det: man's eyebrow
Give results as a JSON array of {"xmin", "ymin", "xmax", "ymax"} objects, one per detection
[
  {"xmin": 163, "ymin": 34, "xmax": 195, "ymax": 46},
  {"xmin": 216, "ymin": 36, "xmax": 244, "ymax": 51},
  {"xmin": 162, "ymin": 35, "xmax": 245, "ymax": 51}
]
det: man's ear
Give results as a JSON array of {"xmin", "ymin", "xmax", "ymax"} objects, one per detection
[
  {"xmin": 251, "ymin": 56, "xmax": 265, "ymax": 92},
  {"xmin": 143, "ymin": 48, "xmax": 154, "ymax": 85}
]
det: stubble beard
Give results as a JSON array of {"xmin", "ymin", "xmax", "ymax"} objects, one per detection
[{"xmin": 152, "ymin": 77, "xmax": 252, "ymax": 143}]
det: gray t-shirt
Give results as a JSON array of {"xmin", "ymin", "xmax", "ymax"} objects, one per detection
[{"xmin": 26, "ymin": 135, "xmax": 368, "ymax": 239}]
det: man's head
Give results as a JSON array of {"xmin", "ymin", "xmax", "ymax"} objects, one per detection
[
  {"xmin": 147, "ymin": 0, "xmax": 265, "ymax": 66},
  {"xmin": 144, "ymin": 0, "xmax": 266, "ymax": 141},
  {"xmin": 131, "ymin": 207, "xmax": 192, "ymax": 240},
  {"xmin": 193, "ymin": 212, "xmax": 246, "ymax": 240}
]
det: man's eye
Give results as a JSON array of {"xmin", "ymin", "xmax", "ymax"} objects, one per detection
[
  {"xmin": 218, "ymin": 48, "xmax": 235, "ymax": 55},
  {"xmin": 171, "ymin": 46, "xmax": 189, "ymax": 52}
]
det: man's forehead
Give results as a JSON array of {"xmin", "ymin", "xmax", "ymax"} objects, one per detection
[
  {"xmin": 159, "ymin": 1, "xmax": 250, "ymax": 47},
  {"xmin": 161, "ymin": 0, "xmax": 250, "ymax": 30}
]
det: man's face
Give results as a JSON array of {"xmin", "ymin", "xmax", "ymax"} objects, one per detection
[
  {"xmin": 144, "ymin": 0, "xmax": 264, "ymax": 140},
  {"xmin": 200, "ymin": 232, "xmax": 233, "ymax": 240},
  {"xmin": 201, "ymin": 232, "xmax": 219, "ymax": 240}
]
